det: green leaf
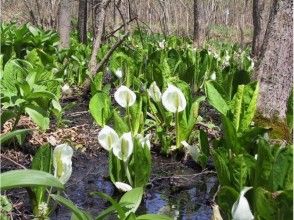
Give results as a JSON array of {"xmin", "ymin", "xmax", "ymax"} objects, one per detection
[
  {"xmin": 238, "ymin": 82, "xmax": 259, "ymax": 132},
  {"xmin": 25, "ymin": 106, "xmax": 49, "ymax": 130},
  {"xmin": 119, "ymin": 187, "xmax": 143, "ymax": 215},
  {"xmin": 0, "ymin": 170, "xmax": 64, "ymax": 190},
  {"xmin": 216, "ymin": 186, "xmax": 239, "ymax": 220},
  {"xmin": 271, "ymin": 145, "xmax": 293, "ymax": 191},
  {"xmin": 31, "ymin": 144, "xmax": 53, "ymax": 204},
  {"xmin": 0, "ymin": 129, "xmax": 31, "ymax": 145},
  {"xmin": 205, "ymin": 81, "xmax": 229, "ymax": 115},
  {"xmin": 137, "ymin": 214, "xmax": 172, "ymax": 220},
  {"xmin": 50, "ymin": 194, "xmax": 91, "ymax": 220},
  {"xmin": 89, "ymin": 92, "xmax": 112, "ymax": 127},
  {"xmin": 129, "ymin": 96, "xmax": 143, "ymax": 134},
  {"xmin": 211, "ymin": 149, "xmax": 231, "ymax": 186},
  {"xmin": 113, "ymin": 111, "xmax": 129, "ymax": 135},
  {"xmin": 92, "ymin": 191, "xmax": 125, "ymax": 219},
  {"xmin": 199, "ymin": 129, "xmax": 209, "ymax": 156},
  {"xmin": 221, "ymin": 115, "xmax": 237, "ymax": 152},
  {"xmin": 132, "ymin": 139, "xmax": 151, "ymax": 187}
]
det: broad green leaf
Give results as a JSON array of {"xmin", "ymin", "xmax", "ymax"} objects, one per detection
[
  {"xmin": 205, "ymin": 81, "xmax": 229, "ymax": 115},
  {"xmin": 89, "ymin": 92, "xmax": 112, "ymax": 127},
  {"xmin": 231, "ymin": 84, "xmax": 244, "ymax": 131},
  {"xmin": 221, "ymin": 115, "xmax": 237, "ymax": 152},
  {"xmin": 31, "ymin": 144, "xmax": 53, "ymax": 204},
  {"xmin": 216, "ymin": 186, "xmax": 239, "ymax": 220},
  {"xmin": 132, "ymin": 139, "xmax": 151, "ymax": 188},
  {"xmin": 137, "ymin": 214, "xmax": 172, "ymax": 220},
  {"xmin": 238, "ymin": 81, "xmax": 259, "ymax": 132},
  {"xmin": 0, "ymin": 170, "xmax": 64, "ymax": 190},
  {"xmin": 119, "ymin": 187, "xmax": 143, "ymax": 215},
  {"xmin": 92, "ymin": 191, "xmax": 125, "ymax": 219},
  {"xmin": 270, "ymin": 145, "xmax": 293, "ymax": 191},
  {"xmin": 25, "ymin": 106, "xmax": 49, "ymax": 130},
  {"xmin": 0, "ymin": 129, "xmax": 31, "ymax": 145},
  {"xmin": 129, "ymin": 96, "xmax": 143, "ymax": 135},
  {"xmin": 50, "ymin": 194, "xmax": 91, "ymax": 220},
  {"xmin": 199, "ymin": 129, "xmax": 209, "ymax": 156},
  {"xmin": 254, "ymin": 187, "xmax": 275, "ymax": 220},
  {"xmin": 113, "ymin": 111, "xmax": 129, "ymax": 135},
  {"xmin": 211, "ymin": 149, "xmax": 231, "ymax": 186}
]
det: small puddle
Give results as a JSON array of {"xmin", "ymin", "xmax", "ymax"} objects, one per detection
[{"xmin": 52, "ymin": 152, "xmax": 218, "ymax": 220}]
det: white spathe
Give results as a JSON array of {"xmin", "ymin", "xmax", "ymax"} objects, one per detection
[
  {"xmin": 61, "ymin": 84, "xmax": 72, "ymax": 96},
  {"xmin": 53, "ymin": 144, "xmax": 73, "ymax": 184},
  {"xmin": 114, "ymin": 182, "xmax": 133, "ymax": 192},
  {"xmin": 137, "ymin": 133, "xmax": 151, "ymax": 149},
  {"xmin": 162, "ymin": 84, "xmax": 187, "ymax": 113},
  {"xmin": 181, "ymin": 141, "xmax": 200, "ymax": 162},
  {"xmin": 114, "ymin": 85, "xmax": 136, "ymax": 108},
  {"xmin": 98, "ymin": 126, "xmax": 120, "ymax": 151},
  {"xmin": 158, "ymin": 40, "xmax": 165, "ymax": 49},
  {"xmin": 147, "ymin": 81, "xmax": 162, "ymax": 102},
  {"xmin": 115, "ymin": 69, "xmax": 123, "ymax": 78},
  {"xmin": 231, "ymin": 187, "xmax": 254, "ymax": 220},
  {"xmin": 113, "ymin": 132, "xmax": 134, "ymax": 161},
  {"xmin": 210, "ymin": 72, "xmax": 216, "ymax": 81}
]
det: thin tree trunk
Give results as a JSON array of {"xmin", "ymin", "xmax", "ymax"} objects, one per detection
[
  {"xmin": 58, "ymin": 0, "xmax": 71, "ymax": 49},
  {"xmin": 254, "ymin": 0, "xmax": 293, "ymax": 120},
  {"xmin": 78, "ymin": 0, "xmax": 88, "ymax": 43},
  {"xmin": 193, "ymin": 0, "xmax": 200, "ymax": 45}
]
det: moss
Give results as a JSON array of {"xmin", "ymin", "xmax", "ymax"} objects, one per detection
[{"xmin": 254, "ymin": 113, "xmax": 292, "ymax": 143}]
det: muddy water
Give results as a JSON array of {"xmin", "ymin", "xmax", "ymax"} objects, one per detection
[{"xmin": 52, "ymin": 151, "xmax": 218, "ymax": 220}]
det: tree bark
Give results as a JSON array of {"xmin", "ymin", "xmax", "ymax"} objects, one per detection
[
  {"xmin": 193, "ymin": 0, "xmax": 200, "ymax": 45},
  {"xmin": 252, "ymin": 0, "xmax": 272, "ymax": 57},
  {"xmin": 78, "ymin": 0, "xmax": 88, "ymax": 43},
  {"xmin": 58, "ymin": 0, "xmax": 71, "ymax": 49},
  {"xmin": 254, "ymin": 0, "xmax": 293, "ymax": 120}
]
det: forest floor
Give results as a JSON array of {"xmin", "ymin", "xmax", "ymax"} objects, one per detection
[{"xmin": 1, "ymin": 97, "xmax": 220, "ymax": 220}]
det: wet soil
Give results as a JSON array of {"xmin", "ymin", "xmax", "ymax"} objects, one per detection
[{"xmin": 1, "ymin": 98, "xmax": 219, "ymax": 220}]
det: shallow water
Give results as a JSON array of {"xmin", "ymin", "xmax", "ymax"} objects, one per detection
[{"xmin": 52, "ymin": 152, "xmax": 218, "ymax": 220}]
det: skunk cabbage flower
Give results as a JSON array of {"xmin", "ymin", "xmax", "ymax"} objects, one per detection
[
  {"xmin": 232, "ymin": 187, "xmax": 254, "ymax": 220},
  {"xmin": 137, "ymin": 133, "xmax": 151, "ymax": 149},
  {"xmin": 159, "ymin": 40, "xmax": 165, "ymax": 49},
  {"xmin": 113, "ymin": 132, "xmax": 133, "ymax": 161},
  {"xmin": 114, "ymin": 182, "xmax": 133, "ymax": 192},
  {"xmin": 181, "ymin": 141, "xmax": 200, "ymax": 162},
  {"xmin": 162, "ymin": 84, "xmax": 187, "ymax": 113},
  {"xmin": 147, "ymin": 81, "xmax": 162, "ymax": 102},
  {"xmin": 98, "ymin": 126, "xmax": 120, "ymax": 151},
  {"xmin": 210, "ymin": 72, "xmax": 216, "ymax": 81},
  {"xmin": 53, "ymin": 144, "xmax": 73, "ymax": 184},
  {"xmin": 61, "ymin": 84, "xmax": 72, "ymax": 96},
  {"xmin": 115, "ymin": 69, "xmax": 123, "ymax": 78},
  {"xmin": 114, "ymin": 86, "xmax": 136, "ymax": 108},
  {"xmin": 211, "ymin": 204, "xmax": 223, "ymax": 220}
]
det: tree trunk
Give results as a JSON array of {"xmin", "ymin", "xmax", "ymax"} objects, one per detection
[
  {"xmin": 78, "ymin": 0, "xmax": 88, "ymax": 43},
  {"xmin": 193, "ymin": 0, "xmax": 200, "ymax": 45},
  {"xmin": 254, "ymin": 0, "xmax": 293, "ymax": 120},
  {"xmin": 252, "ymin": 0, "xmax": 272, "ymax": 57},
  {"xmin": 58, "ymin": 0, "xmax": 71, "ymax": 49}
]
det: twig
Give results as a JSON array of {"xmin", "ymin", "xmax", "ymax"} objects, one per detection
[
  {"xmin": 95, "ymin": 32, "xmax": 129, "ymax": 73},
  {"xmin": 104, "ymin": 16, "xmax": 137, "ymax": 40},
  {"xmin": 0, "ymin": 154, "xmax": 27, "ymax": 169}
]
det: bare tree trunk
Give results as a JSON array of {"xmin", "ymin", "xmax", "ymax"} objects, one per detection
[
  {"xmin": 254, "ymin": 0, "xmax": 293, "ymax": 120},
  {"xmin": 193, "ymin": 0, "xmax": 200, "ymax": 45},
  {"xmin": 78, "ymin": 0, "xmax": 88, "ymax": 43},
  {"xmin": 58, "ymin": 0, "xmax": 71, "ymax": 49},
  {"xmin": 252, "ymin": 0, "xmax": 271, "ymax": 57}
]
